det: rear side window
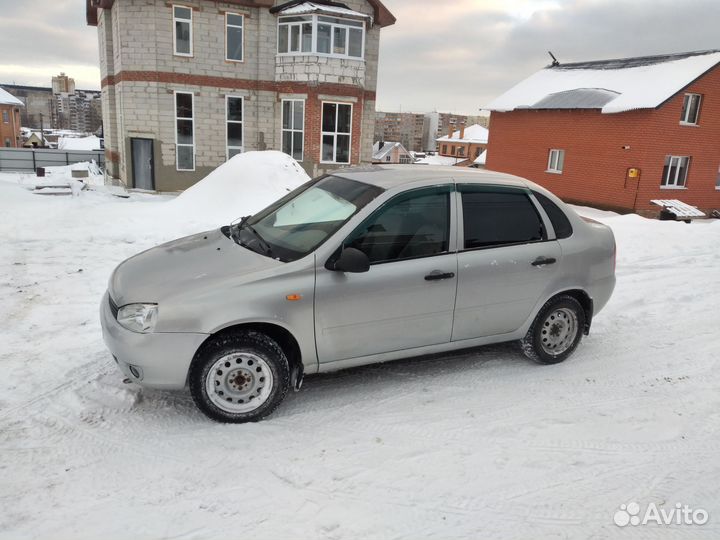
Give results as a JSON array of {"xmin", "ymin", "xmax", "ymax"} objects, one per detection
[
  {"xmin": 461, "ymin": 189, "xmax": 544, "ymax": 249},
  {"xmin": 532, "ymin": 191, "xmax": 573, "ymax": 239}
]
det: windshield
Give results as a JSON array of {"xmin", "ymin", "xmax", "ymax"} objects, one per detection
[{"xmin": 234, "ymin": 175, "xmax": 383, "ymax": 262}]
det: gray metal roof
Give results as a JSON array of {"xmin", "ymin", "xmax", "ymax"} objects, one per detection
[
  {"xmin": 333, "ymin": 165, "xmax": 530, "ymax": 190},
  {"xmin": 551, "ymin": 49, "xmax": 720, "ymax": 71},
  {"xmin": 529, "ymin": 88, "xmax": 619, "ymax": 109}
]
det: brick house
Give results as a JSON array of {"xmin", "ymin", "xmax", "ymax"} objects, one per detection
[
  {"xmin": 436, "ymin": 123, "xmax": 488, "ymax": 165},
  {"xmin": 371, "ymin": 140, "xmax": 413, "ymax": 164},
  {"xmin": 0, "ymin": 88, "xmax": 24, "ymax": 148},
  {"xmin": 86, "ymin": 0, "xmax": 395, "ymax": 191},
  {"xmin": 485, "ymin": 50, "xmax": 720, "ymax": 216}
]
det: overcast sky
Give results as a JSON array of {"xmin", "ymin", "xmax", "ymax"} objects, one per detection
[{"xmin": 1, "ymin": 0, "xmax": 718, "ymax": 115}]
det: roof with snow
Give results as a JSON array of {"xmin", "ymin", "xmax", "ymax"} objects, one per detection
[
  {"xmin": 275, "ymin": 1, "xmax": 370, "ymax": 21},
  {"xmin": 0, "ymin": 87, "xmax": 24, "ymax": 107},
  {"xmin": 372, "ymin": 141, "xmax": 409, "ymax": 161},
  {"xmin": 436, "ymin": 124, "xmax": 489, "ymax": 144},
  {"xmin": 486, "ymin": 49, "xmax": 720, "ymax": 114}
]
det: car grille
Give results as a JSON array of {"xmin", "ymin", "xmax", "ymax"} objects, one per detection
[{"xmin": 108, "ymin": 295, "xmax": 119, "ymax": 319}]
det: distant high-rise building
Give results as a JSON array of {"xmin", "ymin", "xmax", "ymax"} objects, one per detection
[
  {"xmin": 52, "ymin": 73, "xmax": 76, "ymax": 94},
  {"xmin": 373, "ymin": 112, "xmax": 426, "ymax": 152},
  {"xmin": 423, "ymin": 112, "xmax": 489, "ymax": 152}
]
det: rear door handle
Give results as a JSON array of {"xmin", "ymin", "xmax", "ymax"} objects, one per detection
[
  {"xmin": 531, "ymin": 256, "xmax": 557, "ymax": 266},
  {"xmin": 425, "ymin": 270, "xmax": 455, "ymax": 281}
]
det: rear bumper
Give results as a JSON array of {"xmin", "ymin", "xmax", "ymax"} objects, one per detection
[
  {"xmin": 100, "ymin": 291, "xmax": 208, "ymax": 390},
  {"xmin": 589, "ymin": 274, "xmax": 616, "ymax": 316}
]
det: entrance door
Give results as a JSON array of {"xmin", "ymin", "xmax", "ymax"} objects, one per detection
[{"xmin": 131, "ymin": 138, "xmax": 155, "ymax": 190}]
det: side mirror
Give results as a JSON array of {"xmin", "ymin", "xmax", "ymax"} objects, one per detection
[{"xmin": 327, "ymin": 247, "xmax": 370, "ymax": 273}]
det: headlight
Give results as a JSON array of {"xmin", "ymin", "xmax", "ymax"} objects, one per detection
[{"xmin": 117, "ymin": 303, "xmax": 158, "ymax": 333}]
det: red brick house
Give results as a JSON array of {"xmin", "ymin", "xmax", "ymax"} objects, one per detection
[
  {"xmin": 485, "ymin": 50, "xmax": 720, "ymax": 216},
  {"xmin": 0, "ymin": 87, "xmax": 24, "ymax": 148}
]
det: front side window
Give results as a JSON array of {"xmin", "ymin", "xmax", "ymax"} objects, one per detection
[
  {"xmin": 226, "ymin": 13, "xmax": 243, "ymax": 61},
  {"xmin": 175, "ymin": 92, "xmax": 194, "ymax": 170},
  {"xmin": 226, "ymin": 96, "xmax": 243, "ymax": 159},
  {"xmin": 277, "ymin": 15, "xmax": 364, "ymax": 59},
  {"xmin": 321, "ymin": 102, "xmax": 352, "ymax": 164},
  {"xmin": 173, "ymin": 5, "xmax": 192, "ymax": 56},
  {"xmin": 345, "ymin": 188, "xmax": 451, "ymax": 264},
  {"xmin": 461, "ymin": 188, "xmax": 545, "ymax": 249},
  {"xmin": 680, "ymin": 93, "xmax": 701, "ymax": 124},
  {"xmin": 547, "ymin": 149, "xmax": 564, "ymax": 173},
  {"xmin": 2, "ymin": 110, "xmax": 8, "ymax": 123},
  {"xmin": 241, "ymin": 176, "xmax": 383, "ymax": 262},
  {"xmin": 282, "ymin": 99, "xmax": 304, "ymax": 161},
  {"xmin": 662, "ymin": 155, "xmax": 690, "ymax": 187}
]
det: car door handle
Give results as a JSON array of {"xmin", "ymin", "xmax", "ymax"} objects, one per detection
[
  {"xmin": 425, "ymin": 270, "xmax": 455, "ymax": 281},
  {"xmin": 531, "ymin": 256, "xmax": 557, "ymax": 266}
]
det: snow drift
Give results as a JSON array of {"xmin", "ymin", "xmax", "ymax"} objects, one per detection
[{"xmin": 168, "ymin": 151, "xmax": 310, "ymax": 225}]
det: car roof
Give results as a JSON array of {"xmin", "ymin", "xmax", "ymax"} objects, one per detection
[{"xmin": 332, "ymin": 165, "xmax": 531, "ymax": 190}]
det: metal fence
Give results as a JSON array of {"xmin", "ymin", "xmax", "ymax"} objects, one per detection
[{"xmin": 0, "ymin": 148, "xmax": 105, "ymax": 172}]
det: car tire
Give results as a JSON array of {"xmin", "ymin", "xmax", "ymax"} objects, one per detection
[
  {"xmin": 520, "ymin": 295, "xmax": 586, "ymax": 365},
  {"xmin": 189, "ymin": 330, "xmax": 290, "ymax": 423}
]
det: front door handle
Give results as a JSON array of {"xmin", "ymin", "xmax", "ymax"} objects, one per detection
[
  {"xmin": 531, "ymin": 256, "xmax": 557, "ymax": 266},
  {"xmin": 425, "ymin": 270, "xmax": 455, "ymax": 281}
]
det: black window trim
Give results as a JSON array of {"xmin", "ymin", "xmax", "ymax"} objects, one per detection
[
  {"xmin": 456, "ymin": 183, "xmax": 551, "ymax": 254},
  {"xmin": 336, "ymin": 184, "xmax": 455, "ymax": 267}
]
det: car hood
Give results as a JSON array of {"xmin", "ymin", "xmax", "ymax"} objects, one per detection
[{"xmin": 109, "ymin": 228, "xmax": 280, "ymax": 306}]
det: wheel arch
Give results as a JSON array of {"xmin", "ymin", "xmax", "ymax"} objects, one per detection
[
  {"xmin": 192, "ymin": 322, "xmax": 305, "ymax": 389},
  {"xmin": 553, "ymin": 289, "xmax": 594, "ymax": 335}
]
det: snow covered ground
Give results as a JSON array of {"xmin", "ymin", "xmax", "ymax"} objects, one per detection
[{"xmin": 1, "ymin": 154, "xmax": 719, "ymax": 539}]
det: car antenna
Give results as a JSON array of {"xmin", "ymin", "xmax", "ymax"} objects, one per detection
[{"xmin": 548, "ymin": 51, "xmax": 560, "ymax": 67}]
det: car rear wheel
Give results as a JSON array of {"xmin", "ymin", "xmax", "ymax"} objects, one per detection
[
  {"xmin": 189, "ymin": 330, "xmax": 290, "ymax": 423},
  {"xmin": 521, "ymin": 295, "xmax": 585, "ymax": 365}
]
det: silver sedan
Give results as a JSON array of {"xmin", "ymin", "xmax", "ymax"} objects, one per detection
[{"xmin": 100, "ymin": 166, "xmax": 616, "ymax": 422}]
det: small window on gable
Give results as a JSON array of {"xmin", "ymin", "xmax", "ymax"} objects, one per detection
[
  {"xmin": 680, "ymin": 93, "xmax": 701, "ymax": 125},
  {"xmin": 547, "ymin": 149, "xmax": 564, "ymax": 174}
]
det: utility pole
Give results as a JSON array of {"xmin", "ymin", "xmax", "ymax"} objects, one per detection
[{"xmin": 39, "ymin": 113, "xmax": 46, "ymax": 147}]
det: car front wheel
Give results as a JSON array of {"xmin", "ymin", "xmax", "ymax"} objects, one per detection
[
  {"xmin": 189, "ymin": 330, "xmax": 290, "ymax": 423},
  {"xmin": 521, "ymin": 295, "xmax": 586, "ymax": 365}
]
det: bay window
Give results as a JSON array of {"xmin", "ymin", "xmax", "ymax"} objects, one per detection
[
  {"xmin": 321, "ymin": 102, "xmax": 352, "ymax": 164},
  {"xmin": 277, "ymin": 15, "xmax": 365, "ymax": 59}
]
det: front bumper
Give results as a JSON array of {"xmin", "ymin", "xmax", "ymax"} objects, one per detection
[{"xmin": 100, "ymin": 291, "xmax": 209, "ymax": 389}]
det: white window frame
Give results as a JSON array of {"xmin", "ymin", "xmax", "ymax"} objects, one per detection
[
  {"xmin": 320, "ymin": 101, "xmax": 352, "ymax": 165},
  {"xmin": 680, "ymin": 93, "xmax": 701, "ymax": 125},
  {"xmin": 226, "ymin": 95, "xmax": 244, "ymax": 160},
  {"xmin": 174, "ymin": 91, "xmax": 195, "ymax": 171},
  {"xmin": 225, "ymin": 12, "xmax": 244, "ymax": 62},
  {"xmin": 661, "ymin": 155, "xmax": 690, "ymax": 189},
  {"xmin": 277, "ymin": 14, "xmax": 365, "ymax": 60},
  {"xmin": 547, "ymin": 149, "xmax": 565, "ymax": 174},
  {"xmin": 281, "ymin": 99, "xmax": 305, "ymax": 161},
  {"xmin": 173, "ymin": 5, "xmax": 193, "ymax": 57}
]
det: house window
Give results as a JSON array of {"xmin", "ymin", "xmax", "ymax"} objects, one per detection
[
  {"xmin": 173, "ymin": 5, "xmax": 192, "ymax": 56},
  {"xmin": 321, "ymin": 102, "xmax": 352, "ymax": 164},
  {"xmin": 441, "ymin": 144, "xmax": 447, "ymax": 154},
  {"xmin": 226, "ymin": 13, "xmax": 244, "ymax": 62},
  {"xmin": 661, "ymin": 155, "xmax": 690, "ymax": 188},
  {"xmin": 4, "ymin": 138, "xmax": 11, "ymax": 147},
  {"xmin": 2, "ymin": 111, "xmax": 8, "ymax": 123},
  {"xmin": 399, "ymin": 155, "xmax": 412, "ymax": 164},
  {"xmin": 281, "ymin": 99, "xmax": 304, "ymax": 161},
  {"xmin": 680, "ymin": 93, "xmax": 701, "ymax": 125},
  {"xmin": 547, "ymin": 149, "xmax": 565, "ymax": 173},
  {"xmin": 175, "ymin": 91, "xmax": 194, "ymax": 171},
  {"xmin": 278, "ymin": 15, "xmax": 364, "ymax": 59},
  {"xmin": 458, "ymin": 146, "xmax": 465, "ymax": 157},
  {"xmin": 450, "ymin": 146, "xmax": 456, "ymax": 156},
  {"xmin": 716, "ymin": 165, "xmax": 720, "ymax": 190},
  {"xmin": 226, "ymin": 96, "xmax": 243, "ymax": 159},
  {"xmin": 385, "ymin": 155, "xmax": 391, "ymax": 162}
]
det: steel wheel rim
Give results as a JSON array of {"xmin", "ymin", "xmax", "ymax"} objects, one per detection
[
  {"xmin": 205, "ymin": 352, "xmax": 274, "ymax": 414},
  {"xmin": 540, "ymin": 307, "xmax": 578, "ymax": 356}
]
